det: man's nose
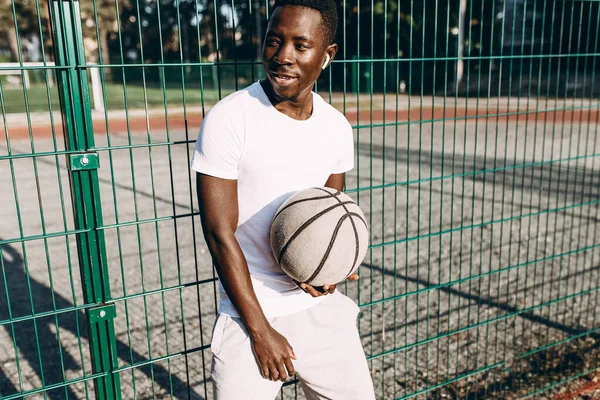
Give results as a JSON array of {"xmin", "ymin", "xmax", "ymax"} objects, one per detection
[{"xmin": 273, "ymin": 43, "xmax": 294, "ymax": 65}]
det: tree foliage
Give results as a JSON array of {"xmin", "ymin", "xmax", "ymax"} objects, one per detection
[{"xmin": 1, "ymin": 0, "xmax": 598, "ymax": 93}]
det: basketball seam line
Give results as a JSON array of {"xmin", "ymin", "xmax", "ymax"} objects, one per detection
[
  {"xmin": 343, "ymin": 212, "xmax": 367, "ymax": 279},
  {"xmin": 272, "ymin": 191, "xmax": 338, "ymax": 223},
  {"xmin": 305, "ymin": 214, "xmax": 350, "ymax": 284},
  {"xmin": 306, "ymin": 212, "xmax": 367, "ymax": 285},
  {"xmin": 315, "ymin": 187, "xmax": 363, "ymax": 279},
  {"xmin": 276, "ymin": 200, "xmax": 357, "ymax": 265}
]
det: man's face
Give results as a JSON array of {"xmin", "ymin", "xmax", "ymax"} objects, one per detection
[{"xmin": 262, "ymin": 5, "xmax": 332, "ymax": 102}]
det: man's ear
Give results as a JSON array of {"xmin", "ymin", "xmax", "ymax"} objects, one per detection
[{"xmin": 324, "ymin": 44, "xmax": 338, "ymax": 69}]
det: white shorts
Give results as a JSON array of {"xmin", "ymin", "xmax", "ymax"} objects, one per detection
[{"xmin": 210, "ymin": 292, "xmax": 375, "ymax": 400}]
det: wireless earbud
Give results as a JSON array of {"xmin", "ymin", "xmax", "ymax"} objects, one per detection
[{"xmin": 322, "ymin": 54, "xmax": 331, "ymax": 70}]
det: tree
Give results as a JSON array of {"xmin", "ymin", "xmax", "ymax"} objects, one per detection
[
  {"xmin": 0, "ymin": 0, "xmax": 41, "ymax": 62},
  {"xmin": 0, "ymin": 0, "xmax": 126, "ymax": 84},
  {"xmin": 78, "ymin": 0, "xmax": 133, "ymax": 81}
]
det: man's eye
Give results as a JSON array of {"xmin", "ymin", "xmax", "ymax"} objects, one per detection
[
  {"xmin": 267, "ymin": 39, "xmax": 280, "ymax": 46},
  {"xmin": 296, "ymin": 44, "xmax": 308, "ymax": 50}
]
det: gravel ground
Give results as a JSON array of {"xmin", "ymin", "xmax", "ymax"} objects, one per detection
[{"xmin": 1, "ymin": 109, "xmax": 599, "ymax": 399}]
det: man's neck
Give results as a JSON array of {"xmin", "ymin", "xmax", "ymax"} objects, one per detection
[{"xmin": 260, "ymin": 79, "xmax": 313, "ymax": 121}]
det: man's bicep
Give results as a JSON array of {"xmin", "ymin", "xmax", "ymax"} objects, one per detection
[
  {"xmin": 325, "ymin": 173, "xmax": 345, "ymax": 192},
  {"xmin": 191, "ymin": 104, "xmax": 243, "ymax": 180},
  {"xmin": 196, "ymin": 172, "xmax": 239, "ymax": 233}
]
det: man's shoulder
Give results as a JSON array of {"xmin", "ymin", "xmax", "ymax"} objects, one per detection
[
  {"xmin": 313, "ymin": 93, "xmax": 351, "ymax": 129},
  {"xmin": 210, "ymin": 82, "xmax": 265, "ymax": 115}
]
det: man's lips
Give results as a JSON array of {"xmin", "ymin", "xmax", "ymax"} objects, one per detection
[{"xmin": 270, "ymin": 71, "xmax": 298, "ymax": 86}]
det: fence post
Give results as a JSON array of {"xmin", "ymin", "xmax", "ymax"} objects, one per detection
[{"xmin": 47, "ymin": 0, "xmax": 122, "ymax": 398}]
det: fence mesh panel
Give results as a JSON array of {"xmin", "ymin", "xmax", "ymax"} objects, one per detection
[{"xmin": 1, "ymin": 0, "xmax": 599, "ymax": 398}]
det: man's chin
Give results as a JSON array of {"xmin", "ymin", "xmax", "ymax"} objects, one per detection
[
  {"xmin": 274, "ymin": 92, "xmax": 297, "ymax": 102},
  {"xmin": 262, "ymin": 77, "xmax": 300, "ymax": 103},
  {"xmin": 270, "ymin": 85, "xmax": 298, "ymax": 102}
]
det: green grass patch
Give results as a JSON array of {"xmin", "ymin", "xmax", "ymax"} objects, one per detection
[
  {"xmin": 1, "ymin": 83, "xmax": 227, "ymax": 114},
  {"xmin": 1, "ymin": 84, "xmax": 61, "ymax": 114}
]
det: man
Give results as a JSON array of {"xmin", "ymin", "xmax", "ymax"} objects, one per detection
[{"xmin": 191, "ymin": 0, "xmax": 375, "ymax": 398}]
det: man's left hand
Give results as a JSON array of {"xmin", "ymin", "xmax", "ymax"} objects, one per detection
[{"xmin": 297, "ymin": 273, "xmax": 359, "ymax": 297}]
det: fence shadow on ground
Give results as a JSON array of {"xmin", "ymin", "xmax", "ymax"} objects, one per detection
[
  {"xmin": 0, "ymin": 241, "xmax": 205, "ymax": 400},
  {"xmin": 364, "ymin": 260, "xmax": 600, "ymax": 399},
  {"xmin": 362, "ymin": 142, "xmax": 600, "ymax": 205},
  {"xmin": 368, "ymin": 260, "xmax": 594, "ymax": 337}
]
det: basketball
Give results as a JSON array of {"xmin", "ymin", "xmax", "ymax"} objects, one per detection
[{"xmin": 270, "ymin": 187, "xmax": 369, "ymax": 287}]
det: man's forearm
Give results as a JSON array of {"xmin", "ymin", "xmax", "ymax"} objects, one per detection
[{"xmin": 205, "ymin": 232, "xmax": 269, "ymax": 334}]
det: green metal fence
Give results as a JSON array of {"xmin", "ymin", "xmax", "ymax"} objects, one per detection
[{"xmin": 1, "ymin": 0, "xmax": 599, "ymax": 399}]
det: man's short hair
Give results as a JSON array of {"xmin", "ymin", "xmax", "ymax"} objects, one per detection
[{"xmin": 272, "ymin": 0, "xmax": 339, "ymax": 45}]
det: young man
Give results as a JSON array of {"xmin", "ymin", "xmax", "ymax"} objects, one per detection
[{"xmin": 191, "ymin": 0, "xmax": 375, "ymax": 398}]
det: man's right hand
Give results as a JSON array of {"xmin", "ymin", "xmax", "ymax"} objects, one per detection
[{"xmin": 250, "ymin": 325, "xmax": 296, "ymax": 381}]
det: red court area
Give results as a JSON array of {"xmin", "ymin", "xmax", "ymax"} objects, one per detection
[{"xmin": 2, "ymin": 106, "xmax": 599, "ymax": 142}]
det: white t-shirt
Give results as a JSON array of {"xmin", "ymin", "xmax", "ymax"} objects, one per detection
[{"xmin": 191, "ymin": 81, "xmax": 354, "ymax": 318}]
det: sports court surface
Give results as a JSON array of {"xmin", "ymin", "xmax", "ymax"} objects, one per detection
[{"xmin": 1, "ymin": 94, "xmax": 599, "ymax": 399}]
